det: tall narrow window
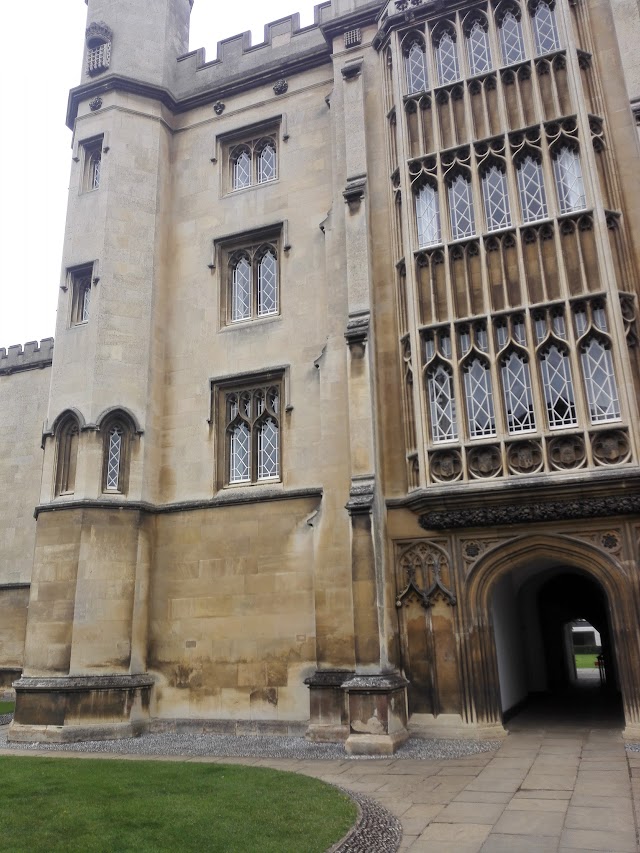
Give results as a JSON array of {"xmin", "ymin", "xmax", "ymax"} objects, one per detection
[
  {"xmin": 553, "ymin": 146, "xmax": 586, "ymax": 214},
  {"xmin": 257, "ymin": 142, "xmax": 277, "ymax": 184},
  {"xmin": 70, "ymin": 267, "xmax": 93, "ymax": 325},
  {"xmin": 467, "ymin": 20, "xmax": 492, "ymax": 76},
  {"xmin": 256, "ymin": 388, "xmax": 280, "ymax": 480},
  {"xmin": 231, "ymin": 256, "xmax": 252, "ymax": 322},
  {"xmin": 580, "ymin": 337, "xmax": 621, "ymax": 423},
  {"xmin": 532, "ymin": 0, "xmax": 560, "ymax": 55},
  {"xmin": 502, "ymin": 351, "xmax": 536, "ymax": 433},
  {"xmin": 464, "ymin": 358, "xmax": 496, "ymax": 438},
  {"xmin": 427, "ymin": 363, "xmax": 458, "ymax": 443},
  {"xmin": 82, "ymin": 139, "xmax": 103, "ymax": 192},
  {"xmin": 257, "ymin": 249, "xmax": 278, "ymax": 316},
  {"xmin": 105, "ymin": 426, "xmax": 123, "ymax": 490},
  {"xmin": 539, "ymin": 345, "xmax": 577, "ymax": 428},
  {"xmin": 224, "ymin": 382, "xmax": 282, "ymax": 485},
  {"xmin": 482, "ymin": 165, "xmax": 512, "ymax": 231},
  {"xmin": 436, "ymin": 31, "xmax": 460, "ymax": 85},
  {"xmin": 231, "ymin": 146, "xmax": 252, "ymax": 190},
  {"xmin": 416, "ymin": 183, "xmax": 441, "ymax": 247},
  {"xmin": 499, "ymin": 10, "xmax": 526, "ymax": 65},
  {"xmin": 517, "ymin": 155, "xmax": 548, "ymax": 222},
  {"xmin": 405, "ymin": 40, "xmax": 428, "ymax": 94},
  {"xmin": 448, "ymin": 173, "xmax": 476, "ymax": 240},
  {"xmin": 55, "ymin": 416, "xmax": 80, "ymax": 497}
]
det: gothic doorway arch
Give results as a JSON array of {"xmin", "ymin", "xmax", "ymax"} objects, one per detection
[{"xmin": 462, "ymin": 534, "xmax": 640, "ymax": 736}]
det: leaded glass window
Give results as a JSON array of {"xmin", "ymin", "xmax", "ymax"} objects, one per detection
[
  {"xmin": 105, "ymin": 426, "xmax": 123, "ymax": 491},
  {"xmin": 55, "ymin": 417, "xmax": 80, "ymax": 496},
  {"xmin": 226, "ymin": 241, "xmax": 280, "ymax": 324},
  {"xmin": 464, "ymin": 358, "xmax": 496, "ymax": 438},
  {"xmin": 257, "ymin": 388, "xmax": 280, "ymax": 480},
  {"xmin": 580, "ymin": 338, "xmax": 621, "ymax": 423},
  {"xmin": 499, "ymin": 10, "xmax": 526, "ymax": 65},
  {"xmin": 405, "ymin": 40, "xmax": 428, "ymax": 94},
  {"xmin": 258, "ymin": 143, "xmax": 277, "ymax": 184},
  {"xmin": 427, "ymin": 363, "xmax": 458, "ymax": 443},
  {"xmin": 89, "ymin": 151, "xmax": 101, "ymax": 190},
  {"xmin": 540, "ymin": 345, "xmax": 577, "ymax": 428},
  {"xmin": 436, "ymin": 32, "xmax": 460, "ymax": 85},
  {"xmin": 232, "ymin": 147, "xmax": 252, "ymax": 190},
  {"xmin": 80, "ymin": 281, "xmax": 91, "ymax": 323},
  {"xmin": 517, "ymin": 156, "xmax": 548, "ymax": 223},
  {"xmin": 482, "ymin": 165, "xmax": 512, "ymax": 231},
  {"xmin": 448, "ymin": 174, "xmax": 475, "ymax": 240},
  {"xmin": 416, "ymin": 183, "xmax": 441, "ymax": 247},
  {"xmin": 532, "ymin": 0, "xmax": 560, "ymax": 55},
  {"xmin": 231, "ymin": 256, "xmax": 251, "ymax": 322},
  {"xmin": 553, "ymin": 146, "xmax": 586, "ymax": 214},
  {"xmin": 225, "ymin": 383, "xmax": 281, "ymax": 485},
  {"xmin": 467, "ymin": 20, "xmax": 492, "ymax": 76},
  {"xmin": 71, "ymin": 269, "xmax": 93, "ymax": 325},
  {"xmin": 502, "ymin": 351, "xmax": 536, "ymax": 433},
  {"xmin": 258, "ymin": 250, "xmax": 278, "ymax": 316}
]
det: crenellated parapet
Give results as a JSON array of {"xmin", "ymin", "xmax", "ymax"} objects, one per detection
[{"xmin": 0, "ymin": 339, "xmax": 54, "ymax": 376}]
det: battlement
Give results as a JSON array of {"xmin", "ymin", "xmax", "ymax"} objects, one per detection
[{"xmin": 0, "ymin": 339, "xmax": 54, "ymax": 376}]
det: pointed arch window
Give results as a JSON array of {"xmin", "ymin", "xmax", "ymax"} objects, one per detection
[
  {"xmin": 257, "ymin": 249, "xmax": 278, "ymax": 316},
  {"xmin": 501, "ymin": 350, "xmax": 536, "ymax": 433},
  {"xmin": 517, "ymin": 155, "xmax": 548, "ymax": 222},
  {"xmin": 231, "ymin": 146, "xmax": 252, "ymax": 190},
  {"xmin": 539, "ymin": 344, "xmax": 577, "ymax": 428},
  {"xmin": 464, "ymin": 358, "xmax": 496, "ymax": 438},
  {"xmin": 580, "ymin": 337, "xmax": 621, "ymax": 423},
  {"xmin": 415, "ymin": 183, "xmax": 441, "ymax": 247},
  {"xmin": 466, "ymin": 20, "xmax": 492, "ymax": 76},
  {"xmin": 427, "ymin": 363, "xmax": 458, "ymax": 443},
  {"xmin": 231, "ymin": 255, "xmax": 252, "ymax": 322},
  {"xmin": 224, "ymin": 380, "xmax": 282, "ymax": 485},
  {"xmin": 448, "ymin": 173, "xmax": 476, "ymax": 240},
  {"xmin": 257, "ymin": 142, "xmax": 277, "ymax": 184},
  {"xmin": 436, "ymin": 31, "xmax": 460, "ymax": 85},
  {"xmin": 482, "ymin": 165, "xmax": 512, "ymax": 231},
  {"xmin": 553, "ymin": 146, "xmax": 586, "ymax": 214},
  {"xmin": 55, "ymin": 416, "xmax": 80, "ymax": 497},
  {"xmin": 499, "ymin": 10, "xmax": 526, "ymax": 65},
  {"xmin": 405, "ymin": 39, "xmax": 428, "ymax": 94},
  {"xmin": 532, "ymin": 0, "xmax": 561, "ymax": 55}
]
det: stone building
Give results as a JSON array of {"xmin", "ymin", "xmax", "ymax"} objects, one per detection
[{"xmin": 2, "ymin": 0, "xmax": 640, "ymax": 752}]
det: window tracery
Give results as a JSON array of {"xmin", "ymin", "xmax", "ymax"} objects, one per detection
[
  {"xmin": 415, "ymin": 182, "xmax": 441, "ymax": 247},
  {"xmin": 531, "ymin": 0, "xmax": 561, "ymax": 55},
  {"xmin": 466, "ymin": 19, "xmax": 493, "ymax": 76},
  {"xmin": 224, "ymin": 382, "xmax": 281, "ymax": 485},
  {"xmin": 498, "ymin": 8, "xmax": 526, "ymax": 66},
  {"xmin": 435, "ymin": 30, "xmax": 460, "ymax": 86},
  {"xmin": 229, "ymin": 136, "xmax": 278, "ymax": 191},
  {"xmin": 405, "ymin": 37, "xmax": 429, "ymax": 94}
]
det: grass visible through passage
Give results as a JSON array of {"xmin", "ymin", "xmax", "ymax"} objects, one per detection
[
  {"xmin": 0, "ymin": 756, "xmax": 357, "ymax": 853},
  {"xmin": 0, "ymin": 702, "xmax": 14, "ymax": 715},
  {"xmin": 575, "ymin": 653, "xmax": 598, "ymax": 668}
]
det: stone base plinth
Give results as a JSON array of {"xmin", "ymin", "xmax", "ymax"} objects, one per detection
[
  {"xmin": 9, "ymin": 674, "xmax": 154, "ymax": 743},
  {"xmin": 342, "ymin": 672, "xmax": 409, "ymax": 756},
  {"xmin": 409, "ymin": 713, "xmax": 508, "ymax": 741},
  {"xmin": 304, "ymin": 669, "xmax": 353, "ymax": 743},
  {"xmin": 622, "ymin": 723, "xmax": 640, "ymax": 741},
  {"xmin": 0, "ymin": 668, "xmax": 21, "ymax": 692}
]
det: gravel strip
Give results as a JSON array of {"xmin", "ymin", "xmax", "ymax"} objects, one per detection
[
  {"xmin": 0, "ymin": 715, "xmax": 12, "ymax": 726},
  {"xmin": 331, "ymin": 790, "xmax": 402, "ymax": 853},
  {"xmin": 626, "ymin": 743, "xmax": 640, "ymax": 752},
  {"xmin": 0, "ymin": 728, "xmax": 501, "ymax": 760}
]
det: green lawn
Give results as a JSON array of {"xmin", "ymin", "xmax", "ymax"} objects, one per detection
[
  {"xmin": 575, "ymin": 653, "xmax": 598, "ymax": 668},
  {"xmin": 0, "ymin": 757, "xmax": 357, "ymax": 853},
  {"xmin": 0, "ymin": 702, "xmax": 14, "ymax": 715}
]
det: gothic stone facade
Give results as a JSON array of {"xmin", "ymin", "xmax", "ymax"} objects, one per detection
[{"xmin": 2, "ymin": 0, "xmax": 640, "ymax": 751}]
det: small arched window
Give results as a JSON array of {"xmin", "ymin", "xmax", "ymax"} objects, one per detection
[
  {"xmin": 553, "ymin": 146, "xmax": 586, "ymax": 214},
  {"xmin": 257, "ymin": 142, "xmax": 277, "ymax": 184},
  {"xmin": 448, "ymin": 173, "xmax": 476, "ymax": 240},
  {"xmin": 105, "ymin": 424, "xmax": 124, "ymax": 492},
  {"xmin": 427, "ymin": 363, "xmax": 458, "ymax": 443},
  {"xmin": 499, "ymin": 9, "xmax": 526, "ymax": 65},
  {"xmin": 580, "ymin": 337, "xmax": 621, "ymax": 423},
  {"xmin": 415, "ymin": 183, "xmax": 441, "ymax": 247},
  {"xmin": 55, "ymin": 415, "xmax": 80, "ymax": 497},
  {"xmin": 481, "ymin": 165, "xmax": 512, "ymax": 231},
  {"xmin": 532, "ymin": 0, "xmax": 560, "ymax": 55},
  {"xmin": 231, "ymin": 255, "xmax": 252, "ymax": 322},
  {"xmin": 517, "ymin": 155, "xmax": 548, "ymax": 222},
  {"xmin": 436, "ymin": 31, "xmax": 460, "ymax": 85},
  {"xmin": 466, "ymin": 20, "xmax": 492, "ymax": 76},
  {"xmin": 539, "ymin": 344, "xmax": 577, "ymax": 429},
  {"xmin": 257, "ymin": 249, "xmax": 278, "ymax": 317},
  {"xmin": 100, "ymin": 413, "xmax": 135, "ymax": 494},
  {"xmin": 405, "ymin": 39, "xmax": 428, "ymax": 94},
  {"xmin": 231, "ymin": 146, "xmax": 252, "ymax": 190},
  {"xmin": 501, "ymin": 350, "xmax": 536, "ymax": 433}
]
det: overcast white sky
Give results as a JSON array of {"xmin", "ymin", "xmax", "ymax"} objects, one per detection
[{"xmin": 0, "ymin": 0, "xmax": 319, "ymax": 350}]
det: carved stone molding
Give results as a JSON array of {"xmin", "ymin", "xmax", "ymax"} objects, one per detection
[
  {"xmin": 343, "ymin": 174, "xmax": 367, "ymax": 209},
  {"xmin": 85, "ymin": 21, "xmax": 112, "ymax": 48},
  {"xmin": 341, "ymin": 60, "xmax": 363, "ymax": 81},
  {"xmin": 345, "ymin": 312, "xmax": 370, "ymax": 353},
  {"xmin": 304, "ymin": 670, "xmax": 354, "ymax": 689},
  {"xmin": 468, "ymin": 445, "xmax": 502, "ymax": 479},
  {"xmin": 548, "ymin": 434, "xmax": 586, "ymax": 471},
  {"xmin": 507, "ymin": 440, "xmax": 544, "ymax": 475},
  {"xmin": 429, "ymin": 449, "xmax": 463, "ymax": 483},
  {"xmin": 89, "ymin": 97, "xmax": 103, "ymax": 112},
  {"xmin": 342, "ymin": 673, "xmax": 409, "ymax": 692},
  {"xmin": 592, "ymin": 429, "xmax": 631, "ymax": 466},
  {"xmin": 273, "ymin": 79, "xmax": 289, "ymax": 96},
  {"xmin": 346, "ymin": 476, "xmax": 375, "ymax": 515},
  {"xmin": 213, "ymin": 101, "xmax": 225, "ymax": 115},
  {"xmin": 396, "ymin": 541, "xmax": 457, "ymax": 608}
]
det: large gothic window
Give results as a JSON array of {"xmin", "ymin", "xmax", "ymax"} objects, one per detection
[
  {"xmin": 466, "ymin": 20, "xmax": 492, "ymax": 76},
  {"xmin": 225, "ymin": 383, "xmax": 281, "ymax": 485},
  {"xmin": 539, "ymin": 345, "xmax": 577, "ymax": 428},
  {"xmin": 553, "ymin": 146, "xmax": 586, "ymax": 214},
  {"xmin": 415, "ymin": 183, "xmax": 441, "ymax": 247},
  {"xmin": 499, "ymin": 10, "xmax": 526, "ymax": 65},
  {"xmin": 448, "ymin": 173, "xmax": 476, "ymax": 240},
  {"xmin": 532, "ymin": 0, "xmax": 561, "ymax": 55},
  {"xmin": 482, "ymin": 165, "xmax": 512, "ymax": 231},
  {"xmin": 436, "ymin": 31, "xmax": 460, "ymax": 85},
  {"xmin": 517, "ymin": 155, "xmax": 548, "ymax": 223},
  {"xmin": 580, "ymin": 337, "xmax": 621, "ymax": 423},
  {"xmin": 501, "ymin": 351, "xmax": 536, "ymax": 433},
  {"xmin": 405, "ymin": 39, "xmax": 428, "ymax": 94},
  {"xmin": 427, "ymin": 363, "xmax": 458, "ymax": 443},
  {"xmin": 463, "ymin": 358, "xmax": 496, "ymax": 438}
]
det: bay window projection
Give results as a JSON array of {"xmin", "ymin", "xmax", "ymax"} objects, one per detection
[
  {"xmin": 517, "ymin": 156, "xmax": 548, "ymax": 223},
  {"xmin": 539, "ymin": 345, "xmax": 577, "ymax": 428},
  {"xmin": 501, "ymin": 350, "xmax": 536, "ymax": 433},
  {"xmin": 580, "ymin": 336, "xmax": 621, "ymax": 424},
  {"xmin": 427, "ymin": 362, "xmax": 458, "ymax": 442},
  {"xmin": 482, "ymin": 165, "xmax": 512, "ymax": 231},
  {"xmin": 448, "ymin": 173, "xmax": 476, "ymax": 240},
  {"xmin": 466, "ymin": 20, "xmax": 493, "ymax": 76},
  {"xmin": 499, "ymin": 10, "xmax": 526, "ymax": 65},
  {"xmin": 463, "ymin": 358, "xmax": 497, "ymax": 438},
  {"xmin": 405, "ymin": 39, "xmax": 428, "ymax": 94},
  {"xmin": 532, "ymin": 0, "xmax": 561, "ymax": 55},
  {"xmin": 553, "ymin": 146, "xmax": 586, "ymax": 214},
  {"xmin": 436, "ymin": 31, "xmax": 460, "ymax": 85},
  {"xmin": 415, "ymin": 183, "xmax": 441, "ymax": 247}
]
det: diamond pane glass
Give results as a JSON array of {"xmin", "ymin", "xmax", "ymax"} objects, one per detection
[
  {"xmin": 467, "ymin": 21, "xmax": 492, "ymax": 76},
  {"xmin": 232, "ymin": 149, "xmax": 251, "ymax": 189},
  {"xmin": 502, "ymin": 351, "xmax": 536, "ymax": 433},
  {"xmin": 230, "ymin": 423, "xmax": 251, "ymax": 483},
  {"xmin": 428, "ymin": 364, "xmax": 458, "ymax": 443},
  {"xmin": 482, "ymin": 166, "xmax": 512, "ymax": 231},
  {"xmin": 90, "ymin": 154, "xmax": 101, "ymax": 190},
  {"xmin": 449, "ymin": 174, "xmax": 475, "ymax": 240},
  {"xmin": 257, "ymin": 250, "xmax": 278, "ymax": 316},
  {"xmin": 532, "ymin": 1, "xmax": 561, "ymax": 55},
  {"xmin": 436, "ymin": 32, "xmax": 460, "ymax": 85},
  {"xmin": 405, "ymin": 41, "xmax": 428, "ymax": 94},
  {"xmin": 231, "ymin": 258, "xmax": 251, "ymax": 322},
  {"xmin": 464, "ymin": 359, "xmax": 496, "ymax": 438},
  {"xmin": 258, "ymin": 419, "xmax": 279, "ymax": 479},
  {"xmin": 553, "ymin": 147, "xmax": 586, "ymax": 214},
  {"xmin": 106, "ymin": 427, "xmax": 123, "ymax": 490},
  {"xmin": 581, "ymin": 338, "xmax": 621, "ymax": 423},
  {"xmin": 258, "ymin": 144, "xmax": 276, "ymax": 183},
  {"xmin": 499, "ymin": 11, "xmax": 526, "ymax": 65},
  {"xmin": 540, "ymin": 345, "xmax": 577, "ymax": 429},
  {"xmin": 81, "ymin": 282, "xmax": 91, "ymax": 322},
  {"xmin": 416, "ymin": 184, "xmax": 441, "ymax": 247},
  {"xmin": 517, "ymin": 156, "xmax": 548, "ymax": 223}
]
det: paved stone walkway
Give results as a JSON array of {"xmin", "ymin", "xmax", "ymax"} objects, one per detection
[{"xmin": 1, "ymin": 723, "xmax": 638, "ymax": 852}]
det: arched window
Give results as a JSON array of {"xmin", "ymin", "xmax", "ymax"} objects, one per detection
[
  {"xmin": 466, "ymin": 20, "xmax": 492, "ymax": 76},
  {"xmin": 55, "ymin": 415, "xmax": 80, "ymax": 497},
  {"xmin": 448, "ymin": 173, "xmax": 475, "ymax": 240},
  {"xmin": 553, "ymin": 146, "xmax": 586, "ymax": 214},
  {"xmin": 481, "ymin": 165, "xmax": 511, "ymax": 231},
  {"xmin": 228, "ymin": 393, "xmax": 251, "ymax": 483},
  {"xmin": 405, "ymin": 40, "xmax": 428, "ymax": 94},
  {"xmin": 436, "ymin": 31, "xmax": 460, "ymax": 85},
  {"xmin": 499, "ymin": 9, "xmax": 526, "ymax": 65},
  {"xmin": 539, "ymin": 344, "xmax": 577, "ymax": 428},
  {"xmin": 257, "ymin": 249, "xmax": 278, "ymax": 316},
  {"xmin": 580, "ymin": 337, "xmax": 621, "ymax": 423},
  {"xmin": 225, "ymin": 384, "xmax": 281, "ymax": 485},
  {"xmin": 501, "ymin": 350, "xmax": 536, "ymax": 433},
  {"xmin": 427, "ymin": 363, "xmax": 458, "ymax": 443},
  {"xmin": 257, "ymin": 142, "xmax": 277, "ymax": 184},
  {"xmin": 256, "ymin": 388, "xmax": 280, "ymax": 480},
  {"xmin": 464, "ymin": 358, "xmax": 496, "ymax": 438},
  {"xmin": 415, "ymin": 183, "xmax": 441, "ymax": 247},
  {"xmin": 231, "ymin": 146, "xmax": 252, "ymax": 190},
  {"xmin": 99, "ymin": 412, "xmax": 135, "ymax": 494},
  {"xmin": 231, "ymin": 255, "xmax": 252, "ymax": 322},
  {"xmin": 517, "ymin": 155, "xmax": 548, "ymax": 222},
  {"xmin": 532, "ymin": 0, "xmax": 560, "ymax": 55}
]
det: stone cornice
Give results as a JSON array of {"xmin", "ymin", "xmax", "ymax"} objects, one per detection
[
  {"xmin": 14, "ymin": 675, "xmax": 154, "ymax": 692},
  {"xmin": 34, "ymin": 487, "xmax": 323, "ymax": 519}
]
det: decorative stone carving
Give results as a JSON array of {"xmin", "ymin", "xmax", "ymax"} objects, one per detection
[
  {"xmin": 85, "ymin": 21, "xmax": 113, "ymax": 48},
  {"xmin": 600, "ymin": 531, "xmax": 621, "ymax": 552},
  {"xmin": 507, "ymin": 440, "xmax": 544, "ymax": 475},
  {"xmin": 592, "ymin": 430, "xmax": 631, "ymax": 466},
  {"xmin": 548, "ymin": 434, "xmax": 586, "ymax": 471},
  {"xmin": 213, "ymin": 101, "xmax": 225, "ymax": 115},
  {"xmin": 468, "ymin": 445, "xmax": 502, "ymax": 479},
  {"xmin": 430, "ymin": 449, "xmax": 463, "ymax": 483},
  {"xmin": 341, "ymin": 62, "xmax": 363, "ymax": 81},
  {"xmin": 345, "ymin": 312, "xmax": 370, "ymax": 353},
  {"xmin": 273, "ymin": 79, "xmax": 289, "ymax": 95},
  {"xmin": 620, "ymin": 293, "xmax": 639, "ymax": 348},
  {"xmin": 345, "ymin": 476, "xmax": 375, "ymax": 515},
  {"xmin": 396, "ymin": 541, "xmax": 457, "ymax": 608},
  {"xmin": 344, "ymin": 28, "xmax": 362, "ymax": 48},
  {"xmin": 89, "ymin": 97, "xmax": 103, "ymax": 112},
  {"xmin": 343, "ymin": 175, "xmax": 367, "ymax": 209}
]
